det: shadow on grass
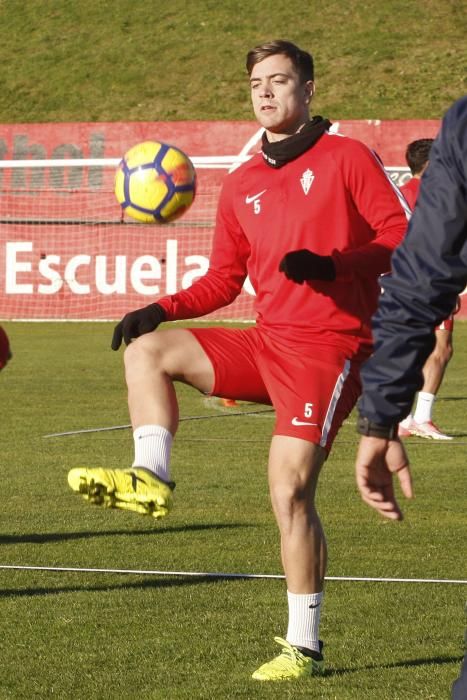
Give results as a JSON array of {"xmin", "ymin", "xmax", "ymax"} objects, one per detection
[
  {"xmin": 328, "ymin": 654, "xmax": 464, "ymax": 675},
  {"xmin": 0, "ymin": 522, "xmax": 251, "ymax": 545},
  {"xmin": 0, "ymin": 574, "xmax": 258, "ymax": 599}
]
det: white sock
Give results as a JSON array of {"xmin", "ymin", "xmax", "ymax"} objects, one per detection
[
  {"xmin": 413, "ymin": 392, "xmax": 435, "ymax": 424},
  {"xmin": 132, "ymin": 425, "xmax": 173, "ymax": 483},
  {"xmin": 286, "ymin": 590, "xmax": 323, "ymax": 653}
]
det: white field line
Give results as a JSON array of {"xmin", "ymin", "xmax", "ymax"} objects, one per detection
[
  {"xmin": 43, "ymin": 407, "xmax": 275, "ymax": 437},
  {"xmin": 0, "ymin": 564, "xmax": 466, "ymax": 585}
]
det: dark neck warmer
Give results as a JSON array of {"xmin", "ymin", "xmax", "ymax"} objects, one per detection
[{"xmin": 261, "ymin": 116, "xmax": 332, "ymax": 168}]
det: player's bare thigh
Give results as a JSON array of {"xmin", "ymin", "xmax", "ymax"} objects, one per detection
[
  {"xmin": 123, "ymin": 326, "xmax": 215, "ymax": 394},
  {"xmin": 268, "ymin": 435, "xmax": 326, "ymax": 504}
]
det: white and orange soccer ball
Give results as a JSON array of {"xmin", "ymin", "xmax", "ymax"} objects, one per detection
[{"xmin": 114, "ymin": 140, "xmax": 196, "ymax": 224}]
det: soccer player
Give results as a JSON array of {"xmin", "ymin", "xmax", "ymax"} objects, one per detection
[
  {"xmin": 353, "ymin": 95, "xmax": 466, "ymax": 700},
  {"xmin": 398, "ymin": 138, "xmax": 456, "ymax": 440},
  {"xmin": 69, "ymin": 40, "xmax": 409, "ymax": 680},
  {"xmin": 0, "ymin": 325, "xmax": 12, "ymax": 370}
]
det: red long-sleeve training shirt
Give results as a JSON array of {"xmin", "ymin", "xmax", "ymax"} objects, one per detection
[
  {"xmin": 157, "ymin": 131, "xmax": 410, "ymax": 358},
  {"xmin": 400, "ymin": 177, "xmax": 420, "ymax": 209}
]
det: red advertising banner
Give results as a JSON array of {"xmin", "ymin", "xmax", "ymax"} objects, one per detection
[
  {"xmin": 0, "ymin": 119, "xmax": 442, "ymax": 163},
  {"xmin": 0, "ymin": 120, "xmax": 464, "ymax": 321}
]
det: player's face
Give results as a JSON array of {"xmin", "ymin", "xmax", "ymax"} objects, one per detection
[{"xmin": 250, "ymin": 53, "xmax": 314, "ymax": 141}]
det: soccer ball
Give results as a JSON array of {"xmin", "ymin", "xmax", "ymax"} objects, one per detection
[{"xmin": 114, "ymin": 140, "xmax": 196, "ymax": 224}]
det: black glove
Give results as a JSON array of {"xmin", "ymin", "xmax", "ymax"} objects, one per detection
[
  {"xmin": 111, "ymin": 303, "xmax": 166, "ymax": 350},
  {"xmin": 279, "ymin": 249, "xmax": 336, "ymax": 283}
]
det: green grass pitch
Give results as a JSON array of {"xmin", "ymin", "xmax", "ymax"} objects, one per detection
[
  {"xmin": 0, "ymin": 320, "xmax": 466, "ymax": 698},
  {"xmin": 0, "ymin": 1, "xmax": 466, "ymax": 696}
]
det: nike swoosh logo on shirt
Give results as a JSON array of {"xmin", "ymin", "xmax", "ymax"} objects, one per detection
[
  {"xmin": 245, "ymin": 189, "xmax": 267, "ymax": 204},
  {"xmin": 291, "ymin": 417, "xmax": 318, "ymax": 427}
]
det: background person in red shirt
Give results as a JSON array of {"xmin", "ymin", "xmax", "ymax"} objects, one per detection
[
  {"xmin": 399, "ymin": 138, "xmax": 456, "ymax": 440},
  {"xmin": 68, "ymin": 40, "xmax": 409, "ymax": 681}
]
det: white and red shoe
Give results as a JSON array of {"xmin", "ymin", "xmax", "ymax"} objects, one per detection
[
  {"xmin": 399, "ymin": 416, "xmax": 452, "ymax": 440},
  {"xmin": 398, "ymin": 422, "xmax": 413, "ymax": 438},
  {"xmin": 398, "ymin": 415, "xmax": 415, "ymax": 437},
  {"xmin": 409, "ymin": 419, "xmax": 453, "ymax": 440}
]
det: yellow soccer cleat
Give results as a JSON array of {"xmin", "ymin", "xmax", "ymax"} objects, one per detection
[
  {"xmin": 252, "ymin": 637, "xmax": 324, "ymax": 681},
  {"xmin": 67, "ymin": 467, "xmax": 174, "ymax": 519}
]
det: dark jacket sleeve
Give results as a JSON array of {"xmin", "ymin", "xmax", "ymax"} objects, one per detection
[{"xmin": 358, "ymin": 95, "xmax": 467, "ymax": 426}]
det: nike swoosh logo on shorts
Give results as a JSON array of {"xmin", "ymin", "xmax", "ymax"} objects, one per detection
[
  {"xmin": 291, "ymin": 417, "xmax": 318, "ymax": 427},
  {"xmin": 245, "ymin": 189, "xmax": 267, "ymax": 204}
]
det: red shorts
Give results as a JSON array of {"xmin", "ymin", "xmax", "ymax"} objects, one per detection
[{"xmin": 189, "ymin": 326, "xmax": 362, "ymax": 452}]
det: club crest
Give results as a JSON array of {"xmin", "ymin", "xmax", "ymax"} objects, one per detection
[{"xmin": 300, "ymin": 169, "xmax": 315, "ymax": 195}]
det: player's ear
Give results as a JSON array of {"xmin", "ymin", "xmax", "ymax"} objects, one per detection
[{"xmin": 304, "ymin": 80, "xmax": 315, "ymax": 104}]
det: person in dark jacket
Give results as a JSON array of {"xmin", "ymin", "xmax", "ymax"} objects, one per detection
[
  {"xmin": 399, "ymin": 137, "xmax": 456, "ymax": 440},
  {"xmin": 354, "ymin": 94, "xmax": 467, "ymax": 700}
]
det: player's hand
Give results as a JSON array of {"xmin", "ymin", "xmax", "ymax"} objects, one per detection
[
  {"xmin": 355, "ymin": 436, "xmax": 413, "ymax": 521},
  {"xmin": 279, "ymin": 249, "xmax": 336, "ymax": 283},
  {"xmin": 111, "ymin": 303, "xmax": 166, "ymax": 350}
]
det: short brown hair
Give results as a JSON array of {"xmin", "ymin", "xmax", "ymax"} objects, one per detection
[
  {"xmin": 246, "ymin": 40, "xmax": 314, "ymax": 83},
  {"xmin": 405, "ymin": 138, "xmax": 434, "ymax": 175}
]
